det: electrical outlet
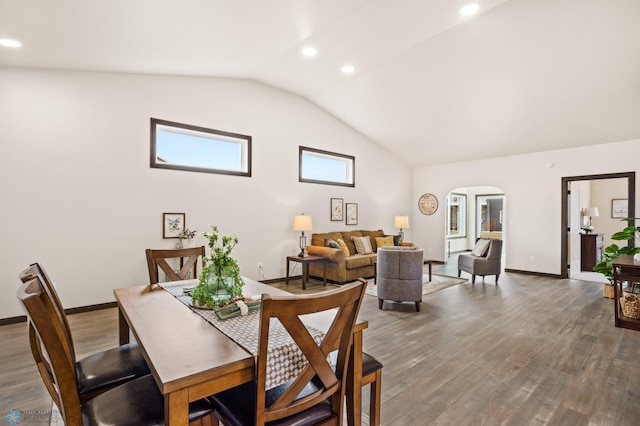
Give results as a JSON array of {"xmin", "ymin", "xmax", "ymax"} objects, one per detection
[
  {"xmin": 258, "ymin": 262, "xmax": 263, "ymax": 268},
  {"xmin": 530, "ymin": 255, "xmax": 535, "ymax": 262}
]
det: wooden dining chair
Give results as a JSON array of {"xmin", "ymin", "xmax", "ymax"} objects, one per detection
[
  {"xmin": 145, "ymin": 246, "xmax": 206, "ymax": 284},
  {"xmin": 361, "ymin": 353, "xmax": 383, "ymax": 426},
  {"xmin": 19, "ymin": 262, "xmax": 151, "ymax": 402},
  {"xmin": 17, "ymin": 275, "xmax": 214, "ymax": 426},
  {"xmin": 210, "ymin": 279, "xmax": 367, "ymax": 426}
]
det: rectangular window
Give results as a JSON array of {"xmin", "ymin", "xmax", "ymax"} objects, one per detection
[
  {"xmin": 150, "ymin": 118, "xmax": 251, "ymax": 177},
  {"xmin": 299, "ymin": 146, "xmax": 355, "ymax": 187}
]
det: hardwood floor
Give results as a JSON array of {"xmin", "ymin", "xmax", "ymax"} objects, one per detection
[{"xmin": 3, "ymin": 261, "xmax": 640, "ymax": 425}]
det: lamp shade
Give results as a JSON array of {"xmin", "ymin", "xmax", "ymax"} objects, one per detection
[
  {"xmin": 584, "ymin": 207, "xmax": 599, "ymax": 217},
  {"xmin": 293, "ymin": 215, "xmax": 313, "ymax": 231},
  {"xmin": 394, "ymin": 215, "xmax": 409, "ymax": 229}
]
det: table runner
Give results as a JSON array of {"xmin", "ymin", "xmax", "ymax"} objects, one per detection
[{"xmin": 160, "ymin": 280, "xmax": 326, "ymax": 389}]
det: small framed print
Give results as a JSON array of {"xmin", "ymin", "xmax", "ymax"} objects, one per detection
[
  {"xmin": 612, "ymin": 199, "xmax": 628, "ymax": 219},
  {"xmin": 331, "ymin": 198, "xmax": 344, "ymax": 221},
  {"xmin": 163, "ymin": 212, "xmax": 185, "ymax": 238},
  {"xmin": 346, "ymin": 203, "xmax": 358, "ymax": 225}
]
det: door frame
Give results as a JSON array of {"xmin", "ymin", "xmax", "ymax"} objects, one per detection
[{"xmin": 560, "ymin": 172, "xmax": 635, "ymax": 279}]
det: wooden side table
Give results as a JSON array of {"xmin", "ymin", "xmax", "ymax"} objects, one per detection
[{"xmin": 285, "ymin": 255, "xmax": 327, "ymax": 290}]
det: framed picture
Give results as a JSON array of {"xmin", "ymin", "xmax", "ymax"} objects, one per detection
[
  {"xmin": 612, "ymin": 199, "xmax": 628, "ymax": 218},
  {"xmin": 331, "ymin": 198, "xmax": 344, "ymax": 221},
  {"xmin": 163, "ymin": 212, "xmax": 185, "ymax": 238},
  {"xmin": 346, "ymin": 203, "xmax": 358, "ymax": 225}
]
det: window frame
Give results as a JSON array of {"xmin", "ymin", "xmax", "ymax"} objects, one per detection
[
  {"xmin": 446, "ymin": 193, "xmax": 467, "ymax": 239},
  {"xmin": 150, "ymin": 118, "xmax": 252, "ymax": 177},
  {"xmin": 298, "ymin": 146, "xmax": 355, "ymax": 187}
]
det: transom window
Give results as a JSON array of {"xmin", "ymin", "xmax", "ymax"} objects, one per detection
[
  {"xmin": 150, "ymin": 118, "xmax": 251, "ymax": 177},
  {"xmin": 299, "ymin": 146, "xmax": 355, "ymax": 187}
]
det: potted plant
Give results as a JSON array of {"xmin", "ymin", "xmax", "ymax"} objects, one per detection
[
  {"xmin": 593, "ymin": 218, "xmax": 640, "ymax": 298},
  {"xmin": 191, "ymin": 225, "xmax": 244, "ymax": 308},
  {"xmin": 178, "ymin": 228, "xmax": 197, "ymax": 248}
]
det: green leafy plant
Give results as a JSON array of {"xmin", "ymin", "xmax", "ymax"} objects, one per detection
[
  {"xmin": 593, "ymin": 218, "xmax": 640, "ymax": 283},
  {"xmin": 191, "ymin": 225, "xmax": 244, "ymax": 307},
  {"xmin": 178, "ymin": 228, "xmax": 197, "ymax": 239}
]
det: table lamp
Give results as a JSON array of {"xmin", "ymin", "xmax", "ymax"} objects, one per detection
[
  {"xmin": 583, "ymin": 207, "xmax": 599, "ymax": 232},
  {"xmin": 293, "ymin": 214, "xmax": 313, "ymax": 257},
  {"xmin": 394, "ymin": 215, "xmax": 409, "ymax": 243}
]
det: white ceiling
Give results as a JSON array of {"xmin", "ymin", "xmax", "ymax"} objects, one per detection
[{"xmin": 1, "ymin": 0, "xmax": 639, "ymax": 167}]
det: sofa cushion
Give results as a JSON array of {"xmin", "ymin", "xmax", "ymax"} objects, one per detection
[
  {"xmin": 360, "ymin": 230, "xmax": 385, "ymax": 251},
  {"xmin": 324, "ymin": 238, "xmax": 340, "ymax": 249},
  {"xmin": 351, "ymin": 236, "xmax": 373, "ymax": 254},
  {"xmin": 472, "ymin": 239, "xmax": 491, "ymax": 257},
  {"xmin": 336, "ymin": 239, "xmax": 350, "ymax": 257},
  {"xmin": 340, "ymin": 231, "xmax": 362, "ymax": 256},
  {"xmin": 345, "ymin": 254, "xmax": 373, "ymax": 269},
  {"xmin": 375, "ymin": 236, "xmax": 394, "ymax": 250}
]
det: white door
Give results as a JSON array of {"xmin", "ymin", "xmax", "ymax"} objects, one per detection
[{"xmin": 568, "ymin": 187, "xmax": 581, "ymax": 276}]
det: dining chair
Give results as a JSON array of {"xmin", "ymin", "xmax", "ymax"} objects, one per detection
[
  {"xmin": 145, "ymin": 246, "xmax": 206, "ymax": 284},
  {"xmin": 18, "ymin": 263, "xmax": 151, "ymax": 402},
  {"xmin": 361, "ymin": 353, "xmax": 383, "ymax": 426},
  {"xmin": 17, "ymin": 274, "xmax": 214, "ymax": 426},
  {"xmin": 210, "ymin": 278, "xmax": 367, "ymax": 426}
]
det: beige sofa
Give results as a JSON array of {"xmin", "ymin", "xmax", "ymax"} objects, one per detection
[{"xmin": 306, "ymin": 229, "xmax": 411, "ymax": 284}]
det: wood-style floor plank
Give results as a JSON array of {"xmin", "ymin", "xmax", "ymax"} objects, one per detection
[{"xmin": 2, "ymin": 258, "xmax": 640, "ymax": 425}]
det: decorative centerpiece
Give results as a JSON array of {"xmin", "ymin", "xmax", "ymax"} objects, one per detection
[{"xmin": 191, "ymin": 225, "xmax": 244, "ymax": 308}]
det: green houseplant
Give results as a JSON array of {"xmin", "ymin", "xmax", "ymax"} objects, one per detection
[
  {"xmin": 178, "ymin": 228, "xmax": 197, "ymax": 248},
  {"xmin": 191, "ymin": 225, "xmax": 244, "ymax": 307},
  {"xmin": 593, "ymin": 218, "xmax": 640, "ymax": 284}
]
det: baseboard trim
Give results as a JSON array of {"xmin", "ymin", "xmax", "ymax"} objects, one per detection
[
  {"xmin": 504, "ymin": 268, "xmax": 562, "ymax": 279},
  {"xmin": 1, "ymin": 301, "xmax": 118, "ymax": 326},
  {"xmin": 0, "ymin": 315, "xmax": 27, "ymax": 326},
  {"xmin": 261, "ymin": 276, "xmax": 298, "ymax": 284}
]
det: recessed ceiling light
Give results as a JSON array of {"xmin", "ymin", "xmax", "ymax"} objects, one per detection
[
  {"xmin": 0, "ymin": 38, "xmax": 22, "ymax": 48},
  {"xmin": 460, "ymin": 3, "xmax": 480, "ymax": 16},
  {"xmin": 341, "ymin": 65, "xmax": 355, "ymax": 74},
  {"xmin": 302, "ymin": 47, "xmax": 317, "ymax": 57}
]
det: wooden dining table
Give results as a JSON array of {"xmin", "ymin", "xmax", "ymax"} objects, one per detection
[{"xmin": 114, "ymin": 276, "xmax": 368, "ymax": 426}]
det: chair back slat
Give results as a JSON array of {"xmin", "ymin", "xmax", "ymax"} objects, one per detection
[
  {"xmin": 19, "ymin": 263, "xmax": 76, "ymax": 362},
  {"xmin": 17, "ymin": 276, "xmax": 82, "ymax": 426},
  {"xmin": 255, "ymin": 278, "xmax": 367, "ymax": 425},
  {"xmin": 145, "ymin": 246, "xmax": 206, "ymax": 284}
]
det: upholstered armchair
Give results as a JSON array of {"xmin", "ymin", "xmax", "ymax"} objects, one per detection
[
  {"xmin": 458, "ymin": 238, "xmax": 503, "ymax": 284},
  {"xmin": 376, "ymin": 246, "xmax": 424, "ymax": 312}
]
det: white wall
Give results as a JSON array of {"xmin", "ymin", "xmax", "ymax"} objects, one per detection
[
  {"xmin": 413, "ymin": 139, "xmax": 640, "ymax": 275},
  {"xmin": 0, "ymin": 67, "xmax": 412, "ymax": 319}
]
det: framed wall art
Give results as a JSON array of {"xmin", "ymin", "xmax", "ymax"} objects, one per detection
[
  {"xmin": 346, "ymin": 203, "xmax": 358, "ymax": 225},
  {"xmin": 331, "ymin": 198, "xmax": 344, "ymax": 221},
  {"xmin": 612, "ymin": 199, "xmax": 628, "ymax": 218},
  {"xmin": 163, "ymin": 212, "xmax": 185, "ymax": 238}
]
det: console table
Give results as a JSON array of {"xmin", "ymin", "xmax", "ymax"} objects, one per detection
[{"xmin": 612, "ymin": 254, "xmax": 640, "ymax": 331}]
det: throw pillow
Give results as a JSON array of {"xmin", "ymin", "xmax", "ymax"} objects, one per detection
[
  {"xmin": 324, "ymin": 238, "xmax": 340, "ymax": 249},
  {"xmin": 375, "ymin": 236, "xmax": 395, "ymax": 250},
  {"xmin": 472, "ymin": 239, "xmax": 491, "ymax": 257},
  {"xmin": 351, "ymin": 235, "xmax": 373, "ymax": 255},
  {"xmin": 336, "ymin": 239, "xmax": 350, "ymax": 257}
]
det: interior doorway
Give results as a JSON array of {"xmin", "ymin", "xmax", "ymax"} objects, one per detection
[
  {"xmin": 445, "ymin": 186, "xmax": 506, "ymax": 264},
  {"xmin": 560, "ymin": 172, "xmax": 635, "ymax": 279}
]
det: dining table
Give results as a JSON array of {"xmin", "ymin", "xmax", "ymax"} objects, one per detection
[{"xmin": 114, "ymin": 276, "xmax": 368, "ymax": 426}]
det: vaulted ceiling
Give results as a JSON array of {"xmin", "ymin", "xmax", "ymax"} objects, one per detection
[{"xmin": 1, "ymin": 0, "xmax": 639, "ymax": 167}]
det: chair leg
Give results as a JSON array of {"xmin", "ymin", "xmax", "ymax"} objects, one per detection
[
  {"xmin": 472, "ymin": 274, "xmax": 476, "ymax": 283},
  {"xmin": 415, "ymin": 301, "xmax": 420, "ymax": 312},
  {"xmin": 458, "ymin": 270, "xmax": 461, "ymax": 277},
  {"xmin": 496, "ymin": 274, "xmax": 500, "ymax": 284},
  {"xmin": 368, "ymin": 370, "xmax": 382, "ymax": 426},
  {"xmin": 378, "ymin": 298, "xmax": 383, "ymax": 309}
]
